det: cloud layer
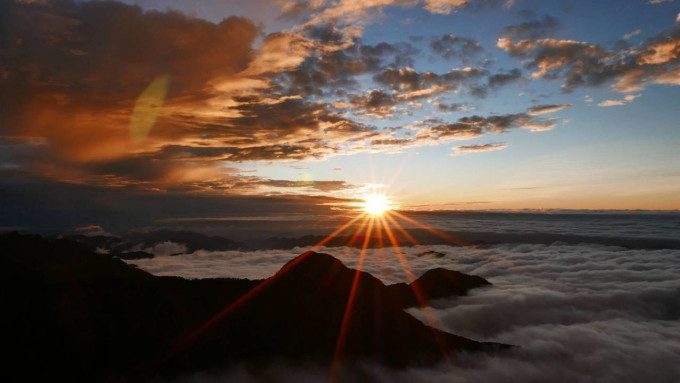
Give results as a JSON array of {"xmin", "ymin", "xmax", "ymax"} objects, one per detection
[{"xmin": 131, "ymin": 240, "xmax": 680, "ymax": 382}]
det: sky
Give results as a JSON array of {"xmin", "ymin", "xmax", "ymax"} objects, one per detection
[{"xmin": 1, "ymin": 0, "xmax": 680, "ymax": 231}]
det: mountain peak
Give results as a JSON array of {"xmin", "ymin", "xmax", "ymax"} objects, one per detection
[{"xmin": 0, "ymin": 233, "xmax": 510, "ymax": 381}]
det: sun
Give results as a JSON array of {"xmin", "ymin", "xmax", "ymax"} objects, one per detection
[{"xmin": 362, "ymin": 194, "xmax": 392, "ymax": 216}]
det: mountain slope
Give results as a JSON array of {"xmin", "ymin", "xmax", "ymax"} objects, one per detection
[{"xmin": 0, "ymin": 233, "xmax": 509, "ymax": 381}]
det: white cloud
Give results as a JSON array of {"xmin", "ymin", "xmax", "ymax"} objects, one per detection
[
  {"xmin": 154, "ymin": 241, "xmax": 680, "ymax": 382},
  {"xmin": 142, "ymin": 241, "xmax": 188, "ymax": 257},
  {"xmin": 598, "ymin": 93, "xmax": 641, "ymax": 107},
  {"xmin": 598, "ymin": 99, "xmax": 626, "ymax": 107},
  {"xmin": 623, "ymin": 28, "xmax": 641, "ymax": 39}
]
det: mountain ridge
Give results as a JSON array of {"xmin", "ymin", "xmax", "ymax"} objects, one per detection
[{"xmin": 0, "ymin": 232, "xmax": 510, "ymax": 381}]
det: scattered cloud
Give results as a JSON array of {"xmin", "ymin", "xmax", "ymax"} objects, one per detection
[
  {"xmin": 597, "ymin": 93, "xmax": 641, "ymax": 107},
  {"xmin": 527, "ymin": 104, "xmax": 572, "ymax": 115},
  {"xmin": 597, "ymin": 100, "xmax": 626, "ymax": 107},
  {"xmin": 487, "ymin": 69, "xmax": 523, "ymax": 89},
  {"xmin": 369, "ymin": 104, "xmax": 566, "ymax": 150},
  {"xmin": 374, "ymin": 66, "xmax": 487, "ymax": 97},
  {"xmin": 435, "ymin": 102, "xmax": 469, "ymax": 113},
  {"xmin": 497, "ymin": 17, "xmax": 680, "ymax": 93},
  {"xmin": 453, "ymin": 142, "xmax": 508, "ymax": 154},
  {"xmin": 422, "ymin": 0, "xmax": 469, "ymax": 14},
  {"xmin": 297, "ymin": 0, "xmax": 510, "ymax": 26},
  {"xmin": 623, "ymin": 28, "xmax": 642, "ymax": 40},
  {"xmin": 501, "ymin": 15, "xmax": 560, "ymax": 40},
  {"xmin": 343, "ymin": 89, "xmax": 399, "ymax": 118},
  {"xmin": 142, "ymin": 241, "xmax": 188, "ymax": 257},
  {"xmin": 430, "ymin": 34, "xmax": 484, "ymax": 61}
]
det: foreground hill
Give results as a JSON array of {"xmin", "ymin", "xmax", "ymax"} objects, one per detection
[{"xmin": 0, "ymin": 233, "xmax": 509, "ymax": 381}]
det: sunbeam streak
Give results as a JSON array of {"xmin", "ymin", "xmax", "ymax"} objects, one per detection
[
  {"xmin": 329, "ymin": 216, "xmax": 375, "ymax": 381},
  {"xmin": 380, "ymin": 213, "xmax": 454, "ymax": 364},
  {"xmin": 150, "ymin": 214, "xmax": 364, "ymax": 371},
  {"xmin": 390, "ymin": 210, "xmax": 473, "ymax": 247}
]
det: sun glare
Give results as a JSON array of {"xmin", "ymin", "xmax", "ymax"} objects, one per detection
[{"xmin": 363, "ymin": 194, "xmax": 392, "ymax": 216}]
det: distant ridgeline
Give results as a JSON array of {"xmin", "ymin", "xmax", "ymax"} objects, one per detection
[
  {"xmin": 0, "ymin": 232, "xmax": 510, "ymax": 381},
  {"xmin": 60, "ymin": 227, "xmax": 680, "ymax": 261}
]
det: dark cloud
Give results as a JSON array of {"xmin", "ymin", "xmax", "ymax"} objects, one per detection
[
  {"xmin": 467, "ymin": 84, "xmax": 488, "ymax": 98},
  {"xmin": 454, "ymin": 142, "xmax": 508, "ymax": 153},
  {"xmin": 0, "ymin": 1, "xmax": 403, "ymax": 189},
  {"xmin": 279, "ymin": 37, "xmax": 419, "ymax": 96},
  {"xmin": 0, "ymin": 0, "xmax": 262, "ymax": 179},
  {"xmin": 497, "ymin": 38, "xmax": 609, "ymax": 88},
  {"xmin": 497, "ymin": 16, "xmax": 680, "ymax": 92},
  {"xmin": 418, "ymin": 110, "xmax": 559, "ymax": 141},
  {"xmin": 373, "ymin": 66, "xmax": 487, "ymax": 97},
  {"xmin": 303, "ymin": 23, "xmax": 347, "ymax": 45},
  {"xmin": 527, "ymin": 103, "xmax": 572, "ymax": 115},
  {"xmin": 276, "ymin": 38, "xmax": 419, "ymax": 96},
  {"xmin": 367, "ymin": 104, "xmax": 566, "ymax": 149},
  {"xmin": 435, "ymin": 102, "xmax": 468, "ymax": 113},
  {"xmin": 223, "ymin": 97, "xmax": 378, "ymax": 150},
  {"xmin": 430, "ymin": 34, "xmax": 484, "ymax": 61},
  {"xmin": 233, "ymin": 179, "xmax": 355, "ymax": 193},
  {"xmin": 0, "ymin": 175, "xmax": 352, "ymax": 233},
  {"xmin": 501, "ymin": 15, "xmax": 560, "ymax": 40},
  {"xmin": 487, "ymin": 68, "xmax": 523, "ymax": 88},
  {"xmin": 0, "ymin": 0, "xmax": 257, "ymax": 102},
  {"xmin": 344, "ymin": 89, "xmax": 398, "ymax": 118},
  {"xmin": 370, "ymin": 138, "xmax": 417, "ymax": 147}
]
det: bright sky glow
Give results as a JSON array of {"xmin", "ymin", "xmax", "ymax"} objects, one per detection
[{"xmin": 362, "ymin": 194, "xmax": 392, "ymax": 216}]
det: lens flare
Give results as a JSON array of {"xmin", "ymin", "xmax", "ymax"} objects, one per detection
[{"xmin": 130, "ymin": 75, "xmax": 169, "ymax": 145}]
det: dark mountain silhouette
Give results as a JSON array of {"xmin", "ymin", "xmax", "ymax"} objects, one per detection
[
  {"xmin": 114, "ymin": 249, "xmax": 155, "ymax": 259},
  {"xmin": 65, "ymin": 230, "xmax": 243, "ymax": 258},
  {"xmin": 0, "ymin": 232, "xmax": 509, "ymax": 381},
  {"xmin": 62, "ymin": 233, "xmax": 123, "ymax": 250},
  {"xmin": 386, "ymin": 268, "xmax": 491, "ymax": 308},
  {"xmin": 255, "ymin": 228, "xmax": 680, "ymax": 250},
  {"xmin": 62, "ymin": 227, "xmax": 680, "ymax": 262}
]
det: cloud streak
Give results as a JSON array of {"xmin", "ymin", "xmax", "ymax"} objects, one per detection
[{"xmin": 453, "ymin": 143, "xmax": 508, "ymax": 154}]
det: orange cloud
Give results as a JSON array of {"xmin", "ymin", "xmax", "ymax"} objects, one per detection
[{"xmin": 1, "ymin": 0, "xmax": 258, "ymax": 161}]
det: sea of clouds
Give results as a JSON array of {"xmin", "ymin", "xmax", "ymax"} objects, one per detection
[
  {"xmin": 130, "ymin": 242, "xmax": 680, "ymax": 382},
  {"xmin": 416, "ymin": 211, "xmax": 680, "ymax": 239}
]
